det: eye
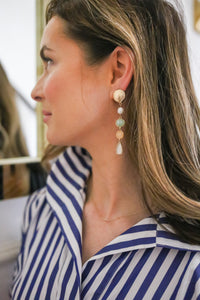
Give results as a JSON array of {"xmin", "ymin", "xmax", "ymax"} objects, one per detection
[
  {"xmin": 46, "ymin": 58, "xmax": 53, "ymax": 68},
  {"xmin": 42, "ymin": 56, "xmax": 53, "ymax": 70},
  {"xmin": 47, "ymin": 58, "xmax": 53, "ymax": 65}
]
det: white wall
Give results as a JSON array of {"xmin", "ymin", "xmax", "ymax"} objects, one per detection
[
  {"xmin": 0, "ymin": 0, "xmax": 37, "ymax": 157},
  {"xmin": 0, "ymin": 0, "xmax": 36, "ymax": 101},
  {"xmin": 182, "ymin": 0, "xmax": 200, "ymax": 102}
]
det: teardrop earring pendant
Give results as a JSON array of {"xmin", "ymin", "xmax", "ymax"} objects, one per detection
[{"xmin": 113, "ymin": 89, "xmax": 126, "ymax": 155}]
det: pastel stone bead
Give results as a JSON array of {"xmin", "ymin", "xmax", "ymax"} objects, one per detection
[
  {"xmin": 116, "ymin": 118, "xmax": 125, "ymax": 128},
  {"xmin": 117, "ymin": 107, "xmax": 124, "ymax": 115},
  {"xmin": 116, "ymin": 130, "xmax": 124, "ymax": 140}
]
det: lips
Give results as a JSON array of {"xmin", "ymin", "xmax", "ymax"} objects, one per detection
[
  {"xmin": 42, "ymin": 110, "xmax": 52, "ymax": 123},
  {"xmin": 42, "ymin": 110, "xmax": 52, "ymax": 116}
]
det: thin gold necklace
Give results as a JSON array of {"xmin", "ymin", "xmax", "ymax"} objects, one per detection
[
  {"xmin": 86, "ymin": 179, "xmax": 144, "ymax": 222},
  {"xmin": 93, "ymin": 202, "xmax": 143, "ymax": 223}
]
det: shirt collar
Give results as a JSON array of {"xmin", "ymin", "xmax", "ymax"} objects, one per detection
[
  {"xmin": 88, "ymin": 213, "xmax": 200, "ymax": 263},
  {"xmin": 46, "ymin": 146, "xmax": 91, "ymax": 284},
  {"xmin": 45, "ymin": 146, "xmax": 200, "ymax": 269}
]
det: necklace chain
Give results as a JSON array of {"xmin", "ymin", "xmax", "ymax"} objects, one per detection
[{"xmin": 93, "ymin": 202, "xmax": 141, "ymax": 223}]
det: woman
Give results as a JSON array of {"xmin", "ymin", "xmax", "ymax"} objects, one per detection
[{"xmin": 11, "ymin": 0, "xmax": 200, "ymax": 299}]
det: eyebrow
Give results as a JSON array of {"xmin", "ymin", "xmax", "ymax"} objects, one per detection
[{"xmin": 40, "ymin": 45, "xmax": 54, "ymax": 60}]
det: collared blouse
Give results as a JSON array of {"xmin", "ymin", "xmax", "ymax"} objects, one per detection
[{"xmin": 11, "ymin": 146, "xmax": 200, "ymax": 300}]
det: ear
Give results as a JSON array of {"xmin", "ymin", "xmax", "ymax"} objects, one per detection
[{"xmin": 109, "ymin": 46, "xmax": 134, "ymax": 93}]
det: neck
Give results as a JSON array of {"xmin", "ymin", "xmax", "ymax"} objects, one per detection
[{"xmin": 85, "ymin": 146, "xmax": 147, "ymax": 221}]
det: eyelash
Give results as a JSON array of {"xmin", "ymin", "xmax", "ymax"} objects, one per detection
[{"xmin": 42, "ymin": 56, "xmax": 53, "ymax": 68}]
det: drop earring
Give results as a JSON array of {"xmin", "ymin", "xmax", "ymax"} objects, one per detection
[{"xmin": 113, "ymin": 89, "xmax": 125, "ymax": 155}]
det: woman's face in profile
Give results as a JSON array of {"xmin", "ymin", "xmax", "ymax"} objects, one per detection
[{"xmin": 31, "ymin": 16, "xmax": 111, "ymax": 148}]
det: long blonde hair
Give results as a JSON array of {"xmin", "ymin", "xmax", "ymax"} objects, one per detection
[
  {"xmin": 0, "ymin": 63, "xmax": 29, "ymax": 158},
  {"xmin": 45, "ymin": 0, "xmax": 200, "ymax": 243}
]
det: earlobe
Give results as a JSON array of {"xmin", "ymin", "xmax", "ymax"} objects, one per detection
[{"xmin": 110, "ymin": 46, "xmax": 134, "ymax": 92}]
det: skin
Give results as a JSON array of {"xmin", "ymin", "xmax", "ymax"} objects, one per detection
[{"xmin": 31, "ymin": 16, "xmax": 148, "ymax": 264}]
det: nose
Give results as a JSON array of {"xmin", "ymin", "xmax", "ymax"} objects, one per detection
[{"xmin": 31, "ymin": 76, "xmax": 44, "ymax": 102}]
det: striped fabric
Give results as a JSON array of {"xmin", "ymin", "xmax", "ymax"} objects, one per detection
[{"xmin": 11, "ymin": 146, "xmax": 200, "ymax": 300}]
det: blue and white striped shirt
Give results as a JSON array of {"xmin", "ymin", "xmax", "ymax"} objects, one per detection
[{"xmin": 12, "ymin": 146, "xmax": 200, "ymax": 299}]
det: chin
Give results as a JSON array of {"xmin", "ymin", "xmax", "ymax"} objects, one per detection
[
  {"xmin": 46, "ymin": 131, "xmax": 61, "ymax": 146},
  {"xmin": 46, "ymin": 127, "xmax": 88, "ymax": 148},
  {"xmin": 46, "ymin": 132, "xmax": 71, "ymax": 147}
]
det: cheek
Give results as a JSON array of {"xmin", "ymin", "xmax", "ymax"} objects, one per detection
[
  {"xmin": 44, "ymin": 68, "xmax": 83, "ymax": 104},
  {"xmin": 43, "ymin": 72, "xmax": 61, "ymax": 101},
  {"xmin": 80, "ymin": 64, "xmax": 111, "ymax": 119},
  {"xmin": 43, "ymin": 71, "xmax": 88, "ymax": 132},
  {"xmin": 82, "ymin": 83, "xmax": 111, "ymax": 119}
]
